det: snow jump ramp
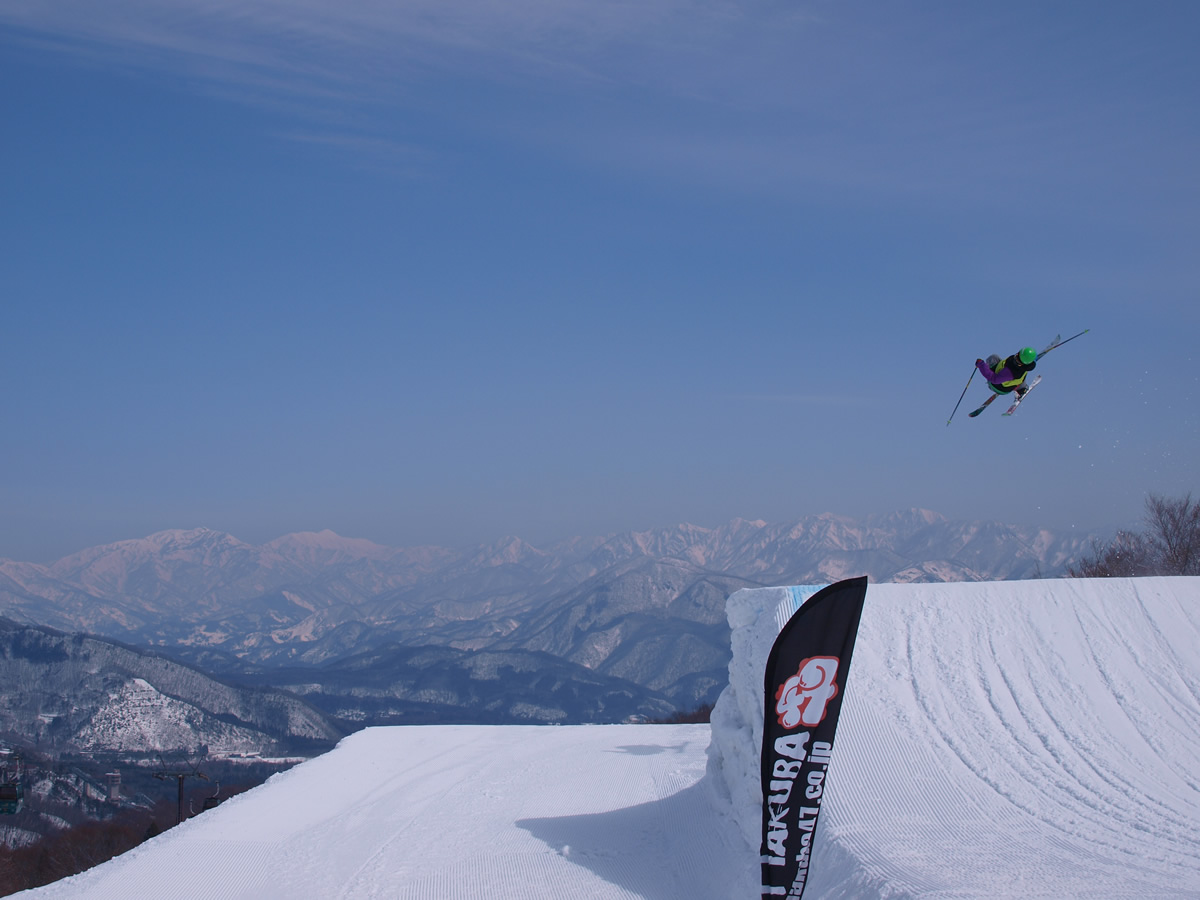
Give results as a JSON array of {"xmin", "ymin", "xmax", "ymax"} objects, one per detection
[{"xmin": 709, "ymin": 576, "xmax": 1200, "ymax": 898}]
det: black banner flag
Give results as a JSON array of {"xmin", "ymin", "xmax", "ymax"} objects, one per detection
[{"xmin": 760, "ymin": 576, "xmax": 868, "ymax": 899}]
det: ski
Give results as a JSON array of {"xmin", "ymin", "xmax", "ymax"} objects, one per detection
[
  {"xmin": 967, "ymin": 393, "xmax": 999, "ymax": 417},
  {"xmin": 1001, "ymin": 375, "xmax": 1041, "ymax": 416}
]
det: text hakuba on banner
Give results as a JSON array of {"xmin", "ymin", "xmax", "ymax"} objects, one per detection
[{"xmin": 760, "ymin": 576, "xmax": 868, "ymax": 899}]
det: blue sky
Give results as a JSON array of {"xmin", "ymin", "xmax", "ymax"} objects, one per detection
[{"xmin": 2, "ymin": 1, "xmax": 1197, "ymax": 561}]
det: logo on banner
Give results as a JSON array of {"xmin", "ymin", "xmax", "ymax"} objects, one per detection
[{"xmin": 774, "ymin": 656, "xmax": 840, "ymax": 729}]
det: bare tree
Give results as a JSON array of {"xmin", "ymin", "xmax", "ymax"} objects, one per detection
[
  {"xmin": 1144, "ymin": 492, "xmax": 1200, "ymax": 576},
  {"xmin": 1068, "ymin": 531, "xmax": 1156, "ymax": 578},
  {"xmin": 1069, "ymin": 492, "xmax": 1200, "ymax": 577}
]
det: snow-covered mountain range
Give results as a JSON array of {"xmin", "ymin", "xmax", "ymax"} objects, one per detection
[{"xmin": 0, "ymin": 511, "xmax": 1093, "ymax": 720}]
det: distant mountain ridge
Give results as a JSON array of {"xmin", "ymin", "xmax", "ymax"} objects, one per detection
[
  {"xmin": 0, "ymin": 511, "xmax": 1093, "ymax": 715},
  {"xmin": 0, "ymin": 618, "xmax": 345, "ymax": 759}
]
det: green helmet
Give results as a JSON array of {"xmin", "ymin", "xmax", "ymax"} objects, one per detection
[{"xmin": 1018, "ymin": 347, "xmax": 1037, "ymax": 365}]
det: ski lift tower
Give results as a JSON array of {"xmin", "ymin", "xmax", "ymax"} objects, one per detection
[
  {"xmin": 0, "ymin": 751, "xmax": 25, "ymax": 815},
  {"xmin": 154, "ymin": 760, "xmax": 208, "ymax": 826}
]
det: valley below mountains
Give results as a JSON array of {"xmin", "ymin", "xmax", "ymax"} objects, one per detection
[{"xmin": 0, "ymin": 510, "xmax": 1093, "ymax": 739}]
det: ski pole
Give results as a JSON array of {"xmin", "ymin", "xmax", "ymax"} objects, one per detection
[
  {"xmin": 1038, "ymin": 328, "xmax": 1089, "ymax": 359},
  {"xmin": 946, "ymin": 365, "xmax": 977, "ymax": 426}
]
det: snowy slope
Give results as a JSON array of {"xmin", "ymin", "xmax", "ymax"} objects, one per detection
[
  {"xmin": 21, "ymin": 577, "xmax": 1200, "ymax": 899},
  {"xmin": 23, "ymin": 725, "xmax": 746, "ymax": 899}
]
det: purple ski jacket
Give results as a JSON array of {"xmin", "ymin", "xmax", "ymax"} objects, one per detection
[{"xmin": 976, "ymin": 355, "xmax": 1035, "ymax": 388}]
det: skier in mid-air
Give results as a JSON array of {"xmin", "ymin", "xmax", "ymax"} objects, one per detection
[
  {"xmin": 946, "ymin": 330, "xmax": 1088, "ymax": 424},
  {"xmin": 976, "ymin": 346, "xmax": 1038, "ymax": 398}
]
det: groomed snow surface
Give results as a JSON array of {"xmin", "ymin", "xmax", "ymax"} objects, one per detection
[{"xmin": 22, "ymin": 577, "xmax": 1200, "ymax": 899}]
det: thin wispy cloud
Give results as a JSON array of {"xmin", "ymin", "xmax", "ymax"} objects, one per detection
[
  {"xmin": 716, "ymin": 390, "xmax": 878, "ymax": 408},
  {"xmin": 3, "ymin": 1, "xmax": 1195, "ymax": 204},
  {"xmin": 0, "ymin": 0, "xmax": 802, "ymax": 96},
  {"xmin": 0, "ymin": 0, "xmax": 824, "ymax": 175},
  {"xmin": 276, "ymin": 129, "xmax": 439, "ymax": 178}
]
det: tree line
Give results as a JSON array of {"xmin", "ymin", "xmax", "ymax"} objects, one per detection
[
  {"xmin": 1069, "ymin": 492, "xmax": 1200, "ymax": 577},
  {"xmin": 0, "ymin": 764, "xmax": 277, "ymax": 897},
  {"xmin": 0, "ymin": 802, "xmax": 172, "ymax": 896}
]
